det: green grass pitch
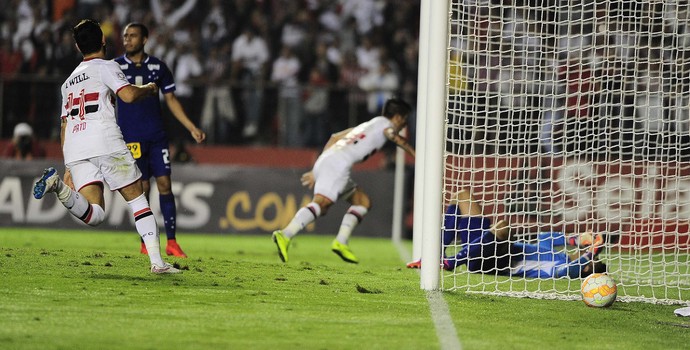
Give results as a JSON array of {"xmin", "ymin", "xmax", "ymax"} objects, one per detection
[{"xmin": 1, "ymin": 228, "xmax": 689, "ymax": 349}]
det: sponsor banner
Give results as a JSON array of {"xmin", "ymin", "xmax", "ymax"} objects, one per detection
[
  {"xmin": 446, "ymin": 155, "xmax": 690, "ymax": 248},
  {"xmin": 0, "ymin": 160, "xmax": 396, "ymax": 237}
]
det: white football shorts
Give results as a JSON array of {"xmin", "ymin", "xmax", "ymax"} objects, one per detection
[
  {"xmin": 66, "ymin": 149, "xmax": 142, "ymax": 192},
  {"xmin": 312, "ymin": 154, "xmax": 356, "ymax": 202}
]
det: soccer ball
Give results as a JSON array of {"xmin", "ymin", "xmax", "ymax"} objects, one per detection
[{"xmin": 581, "ymin": 273, "xmax": 617, "ymax": 308}]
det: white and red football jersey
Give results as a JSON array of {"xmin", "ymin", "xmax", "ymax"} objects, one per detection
[
  {"xmin": 60, "ymin": 58, "xmax": 130, "ymax": 164},
  {"xmin": 324, "ymin": 116, "xmax": 393, "ymax": 167}
]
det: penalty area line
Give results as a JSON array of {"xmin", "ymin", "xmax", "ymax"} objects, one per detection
[{"xmin": 394, "ymin": 241, "xmax": 462, "ymax": 350}]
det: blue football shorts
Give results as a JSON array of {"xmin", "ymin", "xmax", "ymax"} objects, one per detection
[{"xmin": 126, "ymin": 135, "xmax": 171, "ymax": 180}]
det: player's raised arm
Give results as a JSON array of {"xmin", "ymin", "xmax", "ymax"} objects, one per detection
[
  {"xmin": 117, "ymin": 82, "xmax": 158, "ymax": 103},
  {"xmin": 384, "ymin": 127, "xmax": 415, "ymax": 158}
]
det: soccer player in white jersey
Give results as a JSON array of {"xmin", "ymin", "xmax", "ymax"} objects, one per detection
[
  {"xmin": 32, "ymin": 19, "xmax": 179, "ymax": 274},
  {"xmin": 272, "ymin": 98, "xmax": 415, "ymax": 263}
]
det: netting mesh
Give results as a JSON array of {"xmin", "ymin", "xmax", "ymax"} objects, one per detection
[{"xmin": 443, "ymin": 1, "xmax": 690, "ymax": 304}]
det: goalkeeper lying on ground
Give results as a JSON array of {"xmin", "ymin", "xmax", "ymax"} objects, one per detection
[{"xmin": 407, "ymin": 189, "xmax": 606, "ymax": 278}]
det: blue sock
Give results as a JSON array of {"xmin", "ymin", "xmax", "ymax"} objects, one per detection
[{"xmin": 159, "ymin": 193, "xmax": 177, "ymax": 240}]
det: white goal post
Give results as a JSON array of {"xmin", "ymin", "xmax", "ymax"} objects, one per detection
[
  {"xmin": 417, "ymin": 0, "xmax": 690, "ymax": 304},
  {"xmin": 414, "ymin": 0, "xmax": 449, "ymax": 290}
]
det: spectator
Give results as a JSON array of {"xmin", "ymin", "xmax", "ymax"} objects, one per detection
[
  {"xmin": 446, "ymin": 49, "xmax": 468, "ymax": 152},
  {"xmin": 149, "ymin": 0, "xmax": 197, "ymax": 30},
  {"xmin": 337, "ymin": 16, "xmax": 359, "ymax": 55},
  {"xmin": 497, "ymin": 56, "xmax": 531, "ymax": 115},
  {"xmin": 200, "ymin": 21, "xmax": 227, "ymax": 57},
  {"xmin": 317, "ymin": 2, "xmax": 343, "ymax": 33},
  {"xmin": 635, "ymin": 62, "xmax": 666, "ymax": 158},
  {"xmin": 539, "ymin": 55, "xmax": 564, "ymax": 154},
  {"xmin": 340, "ymin": 0, "xmax": 384, "ymax": 36},
  {"xmin": 0, "ymin": 37, "xmax": 24, "ymax": 137},
  {"xmin": 377, "ymin": 47, "xmax": 401, "ymax": 82},
  {"xmin": 27, "ymin": 25, "xmax": 57, "ymax": 139},
  {"xmin": 560, "ymin": 55, "xmax": 598, "ymax": 153},
  {"xmin": 302, "ymin": 67, "xmax": 330, "ymax": 148},
  {"xmin": 355, "ymin": 35, "xmax": 380, "ymax": 73},
  {"xmin": 358, "ymin": 61, "xmax": 399, "ymax": 116},
  {"xmin": 200, "ymin": 0, "xmax": 230, "ymax": 55},
  {"xmin": 270, "ymin": 46, "xmax": 302, "ymax": 147},
  {"xmin": 200, "ymin": 43, "xmax": 236, "ymax": 144},
  {"xmin": 338, "ymin": 50, "xmax": 367, "ymax": 128},
  {"xmin": 279, "ymin": 10, "xmax": 310, "ymax": 60},
  {"xmin": 309, "ymin": 41, "xmax": 339, "ymax": 83},
  {"xmin": 2, "ymin": 122, "xmax": 46, "ymax": 160},
  {"xmin": 325, "ymin": 37, "xmax": 343, "ymax": 67},
  {"xmin": 168, "ymin": 40, "xmax": 203, "ymax": 144},
  {"xmin": 557, "ymin": 23, "xmax": 593, "ymax": 60},
  {"xmin": 13, "ymin": 0, "xmax": 34, "ymax": 48},
  {"xmin": 231, "ymin": 25, "xmax": 270, "ymax": 141}
]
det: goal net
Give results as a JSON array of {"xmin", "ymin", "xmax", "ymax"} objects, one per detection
[{"xmin": 441, "ymin": 0, "xmax": 690, "ymax": 304}]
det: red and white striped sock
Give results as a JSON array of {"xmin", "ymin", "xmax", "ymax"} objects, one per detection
[
  {"xmin": 283, "ymin": 202, "xmax": 321, "ymax": 238},
  {"xmin": 336, "ymin": 205, "xmax": 368, "ymax": 244},
  {"xmin": 128, "ymin": 194, "xmax": 164, "ymax": 266}
]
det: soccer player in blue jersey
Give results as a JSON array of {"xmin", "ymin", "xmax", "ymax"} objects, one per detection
[
  {"xmin": 115, "ymin": 23, "xmax": 206, "ymax": 258},
  {"xmin": 408, "ymin": 189, "xmax": 607, "ymax": 278}
]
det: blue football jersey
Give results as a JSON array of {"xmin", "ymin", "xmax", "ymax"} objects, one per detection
[{"xmin": 114, "ymin": 55, "xmax": 175, "ymax": 141}]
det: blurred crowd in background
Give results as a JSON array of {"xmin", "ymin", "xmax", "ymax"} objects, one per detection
[
  {"xmin": 451, "ymin": 1, "xmax": 690, "ymax": 159},
  {"xmin": 0, "ymin": 0, "xmax": 421, "ymax": 148},
  {"xmin": 6, "ymin": 0, "xmax": 689, "ymax": 160}
]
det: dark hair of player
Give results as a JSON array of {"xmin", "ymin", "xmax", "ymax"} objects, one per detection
[
  {"xmin": 125, "ymin": 22, "xmax": 149, "ymax": 39},
  {"xmin": 73, "ymin": 19, "xmax": 104, "ymax": 55},
  {"xmin": 382, "ymin": 98, "xmax": 412, "ymax": 119}
]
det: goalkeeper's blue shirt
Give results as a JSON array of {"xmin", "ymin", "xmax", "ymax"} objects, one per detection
[{"xmin": 114, "ymin": 54, "xmax": 175, "ymax": 141}]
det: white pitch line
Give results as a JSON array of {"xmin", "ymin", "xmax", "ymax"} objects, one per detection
[{"xmin": 394, "ymin": 241, "xmax": 462, "ymax": 350}]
